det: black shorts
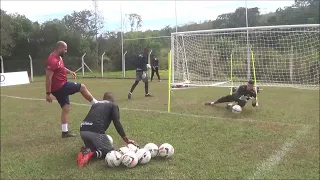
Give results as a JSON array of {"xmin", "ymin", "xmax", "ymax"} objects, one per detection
[
  {"xmin": 80, "ymin": 131, "xmax": 114, "ymax": 152},
  {"xmin": 52, "ymin": 82, "xmax": 81, "ymax": 107}
]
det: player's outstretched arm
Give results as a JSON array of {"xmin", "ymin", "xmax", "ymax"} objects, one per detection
[
  {"xmin": 111, "ymin": 105, "xmax": 136, "ymax": 145},
  {"xmin": 250, "ymin": 91, "xmax": 257, "ymax": 107}
]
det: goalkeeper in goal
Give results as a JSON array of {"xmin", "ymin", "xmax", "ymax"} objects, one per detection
[
  {"xmin": 128, "ymin": 48, "xmax": 153, "ymax": 99},
  {"xmin": 204, "ymin": 80, "xmax": 260, "ymax": 109}
]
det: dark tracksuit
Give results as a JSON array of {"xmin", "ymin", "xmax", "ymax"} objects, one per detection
[{"xmin": 151, "ymin": 58, "xmax": 160, "ymax": 81}]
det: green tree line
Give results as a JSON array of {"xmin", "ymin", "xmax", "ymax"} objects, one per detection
[{"xmin": 0, "ymin": 0, "xmax": 319, "ymax": 83}]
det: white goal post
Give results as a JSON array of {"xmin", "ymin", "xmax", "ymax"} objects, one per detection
[{"xmin": 169, "ymin": 24, "xmax": 320, "ymax": 90}]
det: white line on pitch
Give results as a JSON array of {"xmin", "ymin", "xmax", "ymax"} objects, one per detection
[
  {"xmin": 248, "ymin": 125, "xmax": 311, "ymax": 179},
  {"xmin": 0, "ymin": 94, "xmax": 303, "ymax": 127}
]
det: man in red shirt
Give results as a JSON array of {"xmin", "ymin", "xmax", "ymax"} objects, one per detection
[{"xmin": 45, "ymin": 41, "xmax": 98, "ymax": 138}]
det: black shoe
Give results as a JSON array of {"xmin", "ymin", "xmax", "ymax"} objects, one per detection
[
  {"xmin": 80, "ymin": 146, "xmax": 91, "ymax": 154},
  {"xmin": 145, "ymin": 94, "xmax": 153, "ymax": 97},
  {"xmin": 62, "ymin": 131, "xmax": 76, "ymax": 138},
  {"xmin": 128, "ymin": 93, "xmax": 132, "ymax": 99}
]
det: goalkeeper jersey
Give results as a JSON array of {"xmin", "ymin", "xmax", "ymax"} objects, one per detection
[
  {"xmin": 234, "ymin": 85, "xmax": 257, "ymax": 99},
  {"xmin": 134, "ymin": 54, "xmax": 148, "ymax": 72},
  {"xmin": 80, "ymin": 101, "xmax": 126, "ymax": 137}
]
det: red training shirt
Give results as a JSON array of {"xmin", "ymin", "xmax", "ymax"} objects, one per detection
[{"xmin": 46, "ymin": 53, "xmax": 67, "ymax": 92}]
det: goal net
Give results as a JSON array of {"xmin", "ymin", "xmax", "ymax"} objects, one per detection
[{"xmin": 170, "ymin": 24, "xmax": 320, "ymax": 89}]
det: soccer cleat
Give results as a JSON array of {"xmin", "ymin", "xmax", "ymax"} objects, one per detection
[
  {"xmin": 77, "ymin": 148, "xmax": 94, "ymax": 167},
  {"xmin": 62, "ymin": 131, "xmax": 76, "ymax": 138},
  {"xmin": 128, "ymin": 93, "xmax": 132, "ymax": 100},
  {"xmin": 145, "ymin": 94, "xmax": 153, "ymax": 97},
  {"xmin": 77, "ymin": 152, "xmax": 84, "ymax": 165},
  {"xmin": 204, "ymin": 101, "xmax": 214, "ymax": 106}
]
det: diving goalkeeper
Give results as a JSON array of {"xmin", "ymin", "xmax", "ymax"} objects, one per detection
[{"xmin": 205, "ymin": 80, "xmax": 259, "ymax": 109}]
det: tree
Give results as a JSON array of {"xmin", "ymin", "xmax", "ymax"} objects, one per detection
[
  {"xmin": 0, "ymin": 10, "xmax": 14, "ymax": 56},
  {"xmin": 127, "ymin": 13, "xmax": 142, "ymax": 31},
  {"xmin": 62, "ymin": 10, "xmax": 104, "ymax": 38}
]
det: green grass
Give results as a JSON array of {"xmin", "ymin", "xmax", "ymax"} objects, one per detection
[{"xmin": 1, "ymin": 76, "xmax": 319, "ymax": 179}]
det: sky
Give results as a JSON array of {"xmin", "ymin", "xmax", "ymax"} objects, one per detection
[{"xmin": 1, "ymin": 0, "xmax": 295, "ymax": 32}]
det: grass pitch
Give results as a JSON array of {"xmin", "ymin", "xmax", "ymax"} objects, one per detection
[{"xmin": 1, "ymin": 74, "xmax": 319, "ymax": 179}]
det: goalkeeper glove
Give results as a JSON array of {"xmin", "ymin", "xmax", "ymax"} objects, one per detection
[
  {"xmin": 142, "ymin": 72, "xmax": 147, "ymax": 79},
  {"xmin": 123, "ymin": 137, "xmax": 137, "ymax": 145},
  {"xmin": 239, "ymin": 95, "xmax": 248, "ymax": 101},
  {"xmin": 251, "ymin": 97, "xmax": 257, "ymax": 107}
]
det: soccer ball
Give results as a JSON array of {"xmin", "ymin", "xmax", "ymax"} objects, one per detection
[
  {"xmin": 144, "ymin": 143, "xmax": 159, "ymax": 158},
  {"xmin": 232, "ymin": 105, "xmax": 242, "ymax": 113},
  {"xmin": 105, "ymin": 150, "xmax": 122, "ymax": 167},
  {"xmin": 122, "ymin": 151, "xmax": 138, "ymax": 168},
  {"xmin": 146, "ymin": 64, "xmax": 151, "ymax": 69},
  {"xmin": 119, "ymin": 146, "xmax": 130, "ymax": 155},
  {"xmin": 158, "ymin": 143, "xmax": 175, "ymax": 158},
  {"xmin": 136, "ymin": 148, "xmax": 152, "ymax": 165},
  {"xmin": 107, "ymin": 134, "xmax": 113, "ymax": 144},
  {"xmin": 127, "ymin": 144, "xmax": 138, "ymax": 153}
]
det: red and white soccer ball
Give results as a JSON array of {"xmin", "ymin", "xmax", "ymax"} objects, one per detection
[
  {"xmin": 121, "ymin": 151, "xmax": 138, "ymax": 168},
  {"xmin": 158, "ymin": 143, "xmax": 175, "ymax": 158},
  {"xmin": 127, "ymin": 144, "xmax": 138, "ymax": 153},
  {"xmin": 136, "ymin": 148, "xmax": 152, "ymax": 165},
  {"xmin": 105, "ymin": 150, "xmax": 122, "ymax": 167},
  {"xmin": 144, "ymin": 143, "xmax": 159, "ymax": 158},
  {"xmin": 232, "ymin": 105, "xmax": 242, "ymax": 114},
  {"xmin": 119, "ymin": 146, "xmax": 130, "ymax": 155}
]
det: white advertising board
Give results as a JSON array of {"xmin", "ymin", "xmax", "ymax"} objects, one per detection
[{"xmin": 0, "ymin": 71, "xmax": 30, "ymax": 87}]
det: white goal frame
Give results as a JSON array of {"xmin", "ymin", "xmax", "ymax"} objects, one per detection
[
  {"xmin": 167, "ymin": 24, "xmax": 320, "ymax": 112},
  {"xmin": 170, "ymin": 24, "xmax": 319, "ymax": 89}
]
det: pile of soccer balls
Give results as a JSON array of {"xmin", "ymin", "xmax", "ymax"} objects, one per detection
[{"xmin": 105, "ymin": 140, "xmax": 174, "ymax": 168}]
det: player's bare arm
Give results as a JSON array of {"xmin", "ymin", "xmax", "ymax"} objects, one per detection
[
  {"xmin": 65, "ymin": 67, "xmax": 76, "ymax": 78},
  {"xmin": 45, "ymin": 70, "xmax": 54, "ymax": 103}
]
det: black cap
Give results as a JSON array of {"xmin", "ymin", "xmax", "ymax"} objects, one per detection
[{"xmin": 248, "ymin": 80, "xmax": 254, "ymax": 85}]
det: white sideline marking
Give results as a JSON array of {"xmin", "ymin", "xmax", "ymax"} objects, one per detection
[
  {"xmin": 0, "ymin": 94, "xmax": 302, "ymax": 127},
  {"xmin": 248, "ymin": 125, "xmax": 311, "ymax": 179}
]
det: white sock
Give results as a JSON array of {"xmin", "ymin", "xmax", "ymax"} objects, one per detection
[
  {"xmin": 91, "ymin": 98, "xmax": 98, "ymax": 105},
  {"xmin": 62, "ymin": 124, "xmax": 68, "ymax": 132},
  {"xmin": 129, "ymin": 92, "xmax": 132, "ymax": 94},
  {"xmin": 211, "ymin": 102, "xmax": 214, "ymax": 105}
]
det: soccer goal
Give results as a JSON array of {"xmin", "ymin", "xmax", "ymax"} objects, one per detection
[{"xmin": 167, "ymin": 24, "xmax": 319, "ymax": 112}]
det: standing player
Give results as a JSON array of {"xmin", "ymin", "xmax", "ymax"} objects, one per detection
[
  {"xmin": 45, "ymin": 41, "xmax": 98, "ymax": 138},
  {"xmin": 150, "ymin": 55, "xmax": 161, "ymax": 82},
  {"xmin": 77, "ymin": 92, "xmax": 136, "ymax": 167},
  {"xmin": 204, "ymin": 80, "xmax": 259, "ymax": 109},
  {"xmin": 128, "ymin": 48, "xmax": 153, "ymax": 99}
]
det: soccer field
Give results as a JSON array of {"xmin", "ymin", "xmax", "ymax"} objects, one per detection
[{"xmin": 1, "ymin": 77, "xmax": 319, "ymax": 179}]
